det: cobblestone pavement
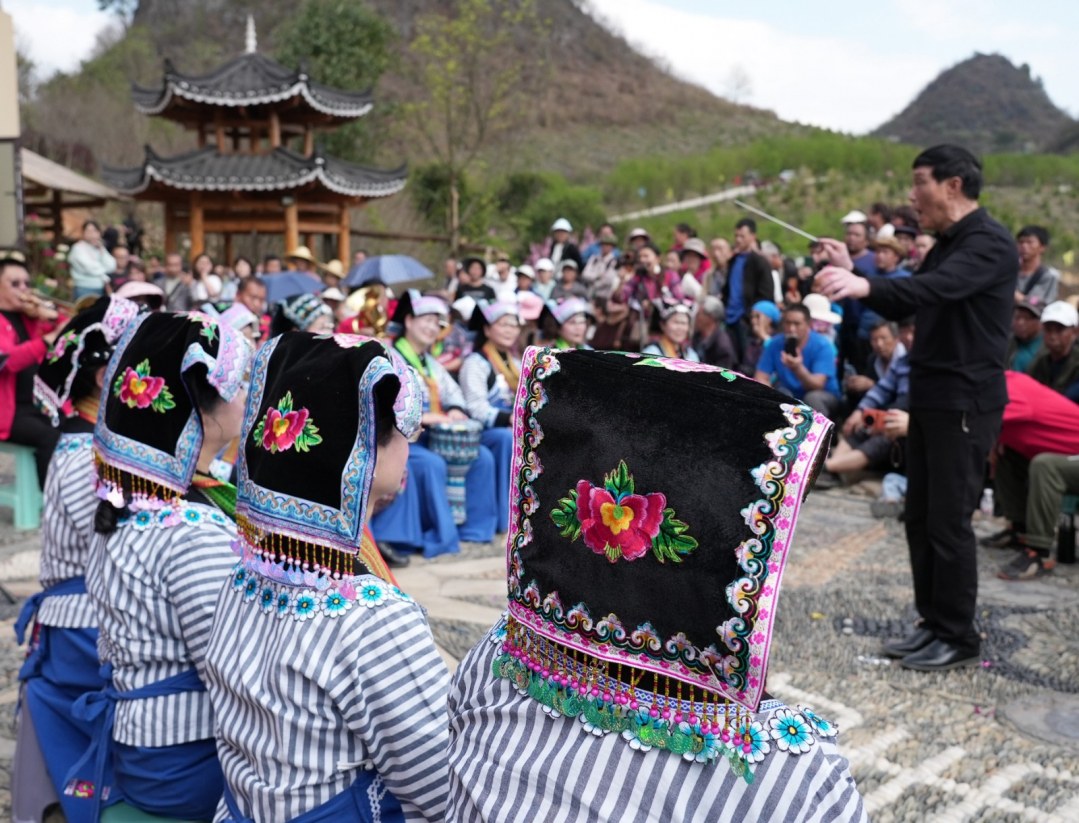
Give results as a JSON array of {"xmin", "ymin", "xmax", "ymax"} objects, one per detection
[{"xmin": 2, "ymin": 473, "xmax": 1079, "ymax": 821}]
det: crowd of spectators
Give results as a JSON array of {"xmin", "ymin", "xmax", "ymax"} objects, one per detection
[{"xmin": 4, "ymin": 197, "xmax": 1079, "ymax": 578}]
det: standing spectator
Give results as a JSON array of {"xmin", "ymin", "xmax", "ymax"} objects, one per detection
[
  {"xmin": 0, "ymin": 258, "xmax": 61, "ymax": 485},
  {"xmin": 671, "ymin": 222, "xmax": 695, "ymax": 250},
  {"xmin": 532, "ymin": 258, "xmax": 556, "ymax": 301},
  {"xmin": 626, "ymin": 228, "xmax": 650, "ymax": 250},
  {"xmin": 705, "ymin": 236, "xmax": 732, "ymax": 296},
  {"xmin": 191, "ymin": 252, "xmax": 217, "ymax": 302},
  {"xmin": 1026, "ymin": 300, "xmax": 1079, "ymax": 400},
  {"xmin": 759, "ymin": 241, "xmax": 786, "ymax": 304},
  {"xmin": 548, "ymin": 218, "xmax": 583, "ymax": 273},
  {"xmin": 753, "ymin": 303, "xmax": 841, "ymax": 418},
  {"xmin": 163, "ymin": 253, "xmax": 199, "ymax": 312},
  {"xmin": 868, "ymin": 202, "xmax": 894, "ymax": 238},
  {"xmin": 443, "ymin": 257, "xmax": 459, "ymax": 291},
  {"xmin": 818, "ymin": 144, "xmax": 1016, "ymax": 673},
  {"xmin": 235, "ymin": 276, "xmax": 268, "ymax": 320},
  {"xmin": 453, "ymin": 257, "xmax": 497, "ymax": 303},
  {"xmin": 895, "ymin": 225, "xmax": 920, "ymax": 271},
  {"xmin": 913, "ymin": 233, "xmax": 936, "ymax": 267},
  {"xmin": 691, "ymin": 296, "xmax": 736, "ymax": 368},
  {"xmin": 891, "ymin": 204, "xmax": 920, "ymax": 231},
  {"xmin": 352, "ymin": 249, "xmax": 368, "ymax": 267},
  {"xmin": 1006, "ymin": 300, "xmax": 1043, "ymax": 373},
  {"xmin": 581, "ymin": 222, "xmax": 615, "ymax": 263},
  {"xmin": 858, "ymin": 236, "xmax": 912, "ymax": 340},
  {"xmin": 845, "ymin": 220, "xmax": 876, "ymax": 274},
  {"xmin": 219, "ymin": 256, "xmax": 253, "ymax": 302},
  {"xmin": 1014, "ymin": 225, "xmax": 1060, "ymax": 306},
  {"xmin": 550, "ymin": 260, "xmax": 588, "ymax": 302},
  {"xmin": 111, "ymin": 245, "xmax": 132, "ymax": 288},
  {"xmin": 486, "ymin": 252, "xmax": 517, "ymax": 302},
  {"xmin": 581, "ymin": 228, "xmax": 619, "ymax": 296},
  {"xmin": 722, "ymin": 218, "xmax": 775, "ymax": 359},
  {"xmin": 263, "ymin": 254, "xmax": 283, "ymax": 275},
  {"xmin": 678, "ymin": 237, "xmax": 712, "ymax": 285},
  {"xmin": 68, "ymin": 221, "xmax": 117, "ymax": 299}
]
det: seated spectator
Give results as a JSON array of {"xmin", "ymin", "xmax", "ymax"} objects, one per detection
[
  {"xmin": 868, "ymin": 202, "xmax": 894, "ymax": 239},
  {"xmin": 642, "ymin": 302, "xmax": 699, "ymax": 361},
  {"xmin": 1015, "ymin": 225, "xmax": 1060, "ymax": 306},
  {"xmin": 551, "ymin": 259, "xmax": 589, "ymax": 301},
  {"xmin": 912, "ymin": 233, "xmax": 936, "ymax": 267},
  {"xmin": 625, "ymin": 242, "xmax": 683, "ymax": 311},
  {"xmin": 270, "ymin": 293, "xmax": 334, "ymax": 337},
  {"xmin": 986, "ymin": 372, "xmax": 1079, "ymax": 578},
  {"xmin": 823, "ymin": 336, "xmax": 911, "ymax": 483},
  {"xmin": 1006, "ymin": 300, "xmax": 1043, "ymax": 374},
  {"xmin": 454, "ymin": 256, "xmax": 498, "ymax": 303},
  {"xmin": 548, "ymin": 218, "xmax": 583, "ymax": 273},
  {"xmin": 581, "ymin": 228, "xmax": 619, "ymax": 294},
  {"xmin": 662, "ymin": 249, "xmax": 682, "ymax": 277},
  {"xmin": 1015, "ymin": 453, "xmax": 1079, "ymax": 577},
  {"xmin": 754, "ymin": 303, "xmax": 841, "ymax": 418},
  {"xmin": 515, "ymin": 264, "xmax": 535, "ymax": 293},
  {"xmin": 589, "ymin": 292, "xmax": 641, "ymax": 353},
  {"xmin": 539, "ymin": 297, "xmax": 594, "ymax": 350},
  {"xmin": 532, "ymin": 258, "xmax": 556, "ymax": 301},
  {"xmin": 741, "ymin": 300, "xmax": 780, "ymax": 374},
  {"xmin": 0, "ymin": 258, "xmax": 61, "ymax": 485},
  {"xmin": 854, "ymin": 236, "xmax": 911, "ymax": 356},
  {"xmin": 803, "ymin": 293, "xmax": 843, "ymax": 345},
  {"xmin": 1026, "ymin": 300, "xmax": 1079, "ymax": 400},
  {"xmin": 111, "ymin": 245, "xmax": 132, "ymax": 288},
  {"xmin": 691, "ymin": 295, "xmax": 736, "ymax": 368},
  {"xmin": 114, "ymin": 280, "xmax": 165, "ymax": 313},
  {"xmin": 872, "ymin": 471, "xmax": 908, "ymax": 519},
  {"xmin": 846, "ymin": 320, "xmax": 906, "ymax": 401},
  {"xmin": 891, "ymin": 204, "xmax": 920, "ymax": 232},
  {"xmin": 581, "ymin": 222, "xmax": 616, "ymax": 263},
  {"xmin": 626, "ymin": 227, "xmax": 650, "ymax": 250}
]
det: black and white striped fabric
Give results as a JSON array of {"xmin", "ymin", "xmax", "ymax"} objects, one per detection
[
  {"xmin": 38, "ymin": 434, "xmax": 98, "ymax": 628},
  {"xmin": 459, "ymin": 353, "xmax": 516, "ymax": 428},
  {"xmin": 85, "ymin": 509, "xmax": 237, "ymax": 747},
  {"xmin": 204, "ymin": 569, "xmax": 452, "ymax": 822},
  {"xmin": 447, "ymin": 623, "xmax": 868, "ymax": 823},
  {"xmin": 431, "ymin": 354, "xmax": 467, "ymax": 411}
]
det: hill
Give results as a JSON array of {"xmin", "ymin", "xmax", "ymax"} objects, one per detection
[
  {"xmin": 872, "ymin": 53, "xmax": 1073, "ymax": 155},
  {"xmin": 24, "ymin": 0, "xmax": 797, "ymax": 182}
]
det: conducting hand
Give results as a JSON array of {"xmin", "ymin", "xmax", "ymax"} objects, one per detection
[
  {"xmin": 816, "ymin": 265, "xmax": 870, "ymax": 301},
  {"xmin": 815, "ymin": 238, "xmax": 854, "ymax": 271}
]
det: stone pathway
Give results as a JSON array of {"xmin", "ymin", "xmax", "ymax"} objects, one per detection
[{"xmin": 2, "ymin": 479, "xmax": 1079, "ymax": 821}]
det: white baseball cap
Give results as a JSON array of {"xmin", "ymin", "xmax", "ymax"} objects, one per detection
[
  {"xmin": 1041, "ymin": 300, "xmax": 1079, "ymax": 328},
  {"xmin": 452, "ymin": 295, "xmax": 477, "ymax": 320},
  {"xmin": 516, "ymin": 264, "xmax": 536, "ymax": 279},
  {"xmin": 803, "ymin": 293, "xmax": 843, "ymax": 325},
  {"xmin": 841, "ymin": 210, "xmax": 868, "ymax": 224},
  {"xmin": 551, "ymin": 218, "xmax": 573, "ymax": 232},
  {"xmin": 535, "ymin": 258, "xmax": 555, "ymax": 272}
]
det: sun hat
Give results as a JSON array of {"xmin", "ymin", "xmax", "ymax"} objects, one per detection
[{"xmin": 802, "ymin": 294, "xmax": 843, "ymax": 325}]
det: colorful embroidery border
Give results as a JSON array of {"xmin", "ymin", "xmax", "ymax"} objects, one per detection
[{"xmin": 504, "ymin": 347, "xmax": 833, "ymax": 711}]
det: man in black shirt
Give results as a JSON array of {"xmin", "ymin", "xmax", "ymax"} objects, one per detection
[
  {"xmin": 453, "ymin": 256, "xmax": 497, "ymax": 304},
  {"xmin": 817, "ymin": 145, "xmax": 1015, "ymax": 673}
]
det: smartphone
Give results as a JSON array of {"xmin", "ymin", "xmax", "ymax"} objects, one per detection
[{"xmin": 783, "ymin": 336, "xmax": 799, "ymax": 357}]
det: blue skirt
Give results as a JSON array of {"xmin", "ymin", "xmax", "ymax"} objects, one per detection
[
  {"xmin": 371, "ymin": 440, "xmax": 499, "ymax": 556},
  {"xmin": 21, "ymin": 626, "xmax": 107, "ymax": 823},
  {"xmin": 481, "ymin": 427, "xmax": 514, "ymax": 533},
  {"xmin": 113, "ymin": 738, "xmax": 223, "ymax": 819}
]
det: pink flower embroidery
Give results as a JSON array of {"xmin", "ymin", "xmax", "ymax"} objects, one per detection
[
  {"xmin": 252, "ymin": 391, "xmax": 322, "ymax": 454},
  {"xmin": 550, "ymin": 461, "xmax": 698, "ymax": 564},
  {"xmin": 113, "ymin": 359, "xmax": 175, "ymax": 413}
]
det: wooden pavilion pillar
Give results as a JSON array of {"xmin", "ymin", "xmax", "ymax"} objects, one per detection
[
  {"xmin": 51, "ymin": 190, "xmax": 63, "ymax": 244},
  {"xmin": 338, "ymin": 205, "xmax": 350, "ymax": 264},
  {"xmin": 189, "ymin": 192, "xmax": 205, "ymax": 260},
  {"xmin": 284, "ymin": 200, "xmax": 299, "ymax": 254},
  {"xmin": 269, "ymin": 112, "xmax": 281, "ymax": 149},
  {"xmin": 164, "ymin": 203, "xmax": 176, "ymax": 254},
  {"xmin": 303, "ymin": 126, "xmax": 313, "ymax": 157}
]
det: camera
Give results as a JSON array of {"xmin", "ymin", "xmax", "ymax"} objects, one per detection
[{"xmin": 861, "ymin": 409, "xmax": 888, "ymax": 434}]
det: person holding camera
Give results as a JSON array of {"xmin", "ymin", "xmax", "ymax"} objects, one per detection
[
  {"xmin": 817, "ymin": 145, "xmax": 1016, "ymax": 673},
  {"xmin": 753, "ymin": 303, "xmax": 841, "ymax": 418}
]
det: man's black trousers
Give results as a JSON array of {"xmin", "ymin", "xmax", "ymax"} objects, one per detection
[{"xmin": 904, "ymin": 406, "xmax": 1002, "ymax": 655}]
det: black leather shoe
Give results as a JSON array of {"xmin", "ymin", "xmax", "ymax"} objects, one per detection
[
  {"xmin": 899, "ymin": 639, "xmax": 980, "ymax": 672},
  {"xmin": 377, "ymin": 542, "xmax": 411, "ymax": 569},
  {"xmin": 881, "ymin": 627, "xmax": 935, "ymax": 659}
]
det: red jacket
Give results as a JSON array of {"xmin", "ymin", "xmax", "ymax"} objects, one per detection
[
  {"xmin": 0, "ymin": 312, "xmax": 55, "ymax": 439},
  {"xmin": 999, "ymin": 371, "xmax": 1079, "ymax": 459}
]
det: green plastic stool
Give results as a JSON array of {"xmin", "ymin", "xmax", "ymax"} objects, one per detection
[
  {"xmin": 1064, "ymin": 495, "xmax": 1078, "ymax": 516},
  {"xmin": 0, "ymin": 441, "xmax": 42, "ymax": 530},
  {"xmin": 101, "ymin": 802, "xmax": 209, "ymax": 823}
]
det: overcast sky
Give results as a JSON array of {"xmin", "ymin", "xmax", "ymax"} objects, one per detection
[{"xmin": 10, "ymin": 0, "xmax": 1079, "ymax": 134}]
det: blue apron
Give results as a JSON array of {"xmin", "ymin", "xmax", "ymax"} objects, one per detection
[
  {"xmin": 223, "ymin": 769, "xmax": 403, "ymax": 823},
  {"xmin": 66, "ymin": 666, "xmax": 217, "ymax": 820},
  {"xmin": 15, "ymin": 576, "xmax": 89, "ymax": 679}
]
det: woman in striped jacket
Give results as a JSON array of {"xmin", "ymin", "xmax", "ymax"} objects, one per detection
[
  {"xmin": 72, "ymin": 312, "xmax": 252, "ymax": 820},
  {"xmin": 204, "ymin": 334, "xmax": 450, "ymax": 822},
  {"xmin": 12, "ymin": 296, "xmax": 139, "ymax": 823}
]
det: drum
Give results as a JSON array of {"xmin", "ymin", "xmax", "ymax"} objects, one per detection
[{"xmin": 427, "ymin": 420, "xmax": 484, "ymax": 524}]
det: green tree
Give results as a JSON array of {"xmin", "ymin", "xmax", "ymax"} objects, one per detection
[
  {"xmin": 273, "ymin": 0, "xmax": 397, "ymax": 164},
  {"xmin": 403, "ymin": 0, "xmax": 547, "ymax": 251}
]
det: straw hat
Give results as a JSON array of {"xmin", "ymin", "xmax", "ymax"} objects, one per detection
[
  {"xmin": 870, "ymin": 236, "xmax": 907, "ymax": 258},
  {"xmin": 323, "ymin": 259, "xmax": 346, "ymax": 279},
  {"xmin": 287, "ymin": 245, "xmax": 322, "ymax": 266}
]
